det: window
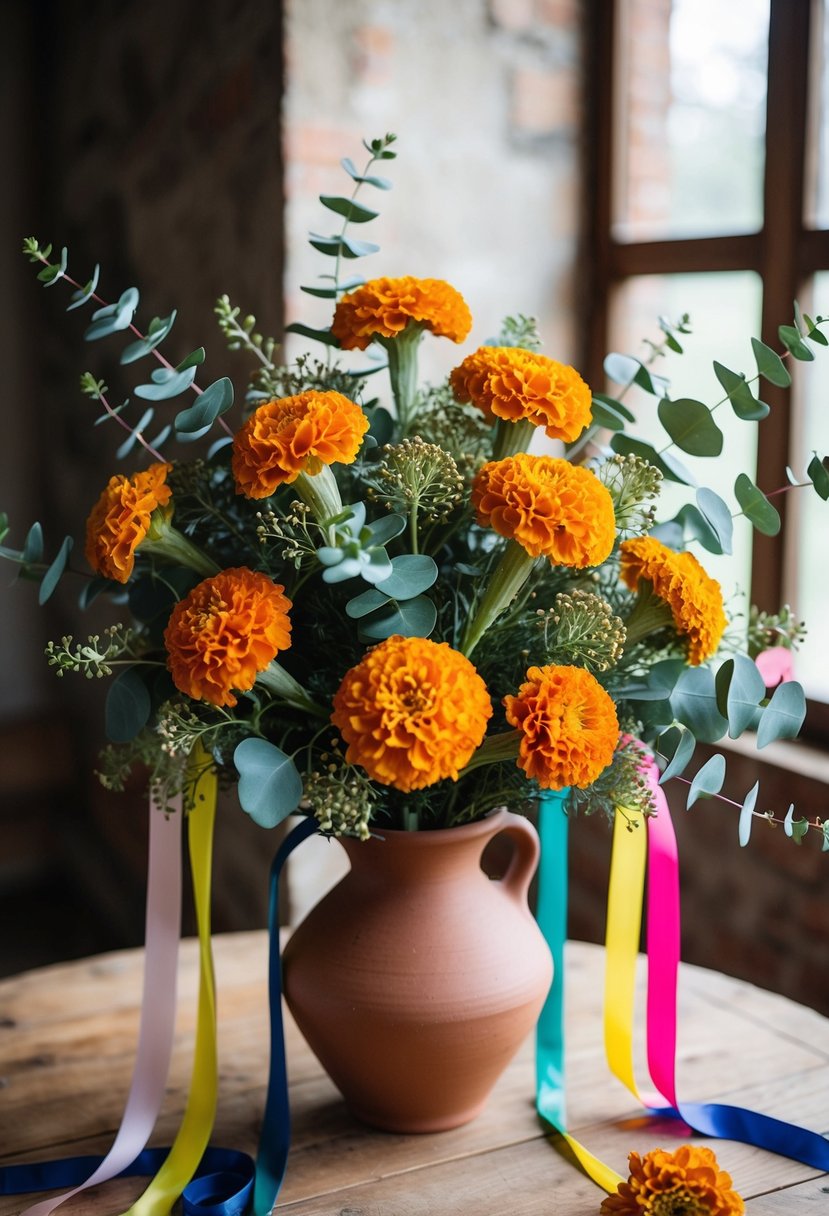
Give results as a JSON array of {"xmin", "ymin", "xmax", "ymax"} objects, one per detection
[{"xmin": 584, "ymin": 0, "xmax": 829, "ymax": 735}]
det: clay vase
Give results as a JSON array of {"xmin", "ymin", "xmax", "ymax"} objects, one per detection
[{"xmin": 282, "ymin": 809, "xmax": 552, "ymax": 1133}]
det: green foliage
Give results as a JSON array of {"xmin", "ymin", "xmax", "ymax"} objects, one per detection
[
  {"xmin": 746, "ymin": 603, "xmax": 806, "ymax": 659},
  {"xmin": 105, "ymin": 667, "xmax": 152, "ymax": 742},
  {"xmin": 686, "ymin": 753, "xmax": 726, "ymax": 807},
  {"xmin": 233, "ymin": 738, "xmax": 303, "ymax": 827},
  {"xmin": 734, "ymin": 473, "xmax": 781, "ymax": 535}
]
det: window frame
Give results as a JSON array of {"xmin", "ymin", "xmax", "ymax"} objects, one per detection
[{"xmin": 582, "ymin": 0, "xmax": 829, "ymax": 741}]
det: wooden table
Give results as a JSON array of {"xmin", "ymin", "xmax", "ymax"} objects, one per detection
[{"xmin": 1, "ymin": 932, "xmax": 827, "ymax": 1214}]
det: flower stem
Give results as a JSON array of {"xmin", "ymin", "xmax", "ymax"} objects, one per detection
[
  {"xmin": 458, "ymin": 729, "xmax": 521, "ymax": 776},
  {"xmin": 142, "ymin": 513, "xmax": 219, "ymax": 578},
  {"xmin": 294, "ymin": 465, "xmax": 344, "ymax": 529},
  {"xmin": 383, "ymin": 325, "xmax": 423, "ymax": 435},
  {"xmin": 461, "ymin": 539, "xmax": 536, "ymax": 657},
  {"xmin": 622, "ymin": 581, "xmax": 673, "ymax": 649},
  {"xmin": 492, "ymin": 417, "xmax": 535, "ymax": 460},
  {"xmin": 256, "ymin": 661, "xmax": 327, "ymax": 718}
]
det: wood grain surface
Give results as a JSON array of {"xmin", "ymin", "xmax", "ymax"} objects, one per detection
[{"xmin": 0, "ymin": 933, "xmax": 827, "ymax": 1213}]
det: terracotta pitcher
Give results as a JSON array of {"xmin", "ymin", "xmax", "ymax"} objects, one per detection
[{"xmin": 282, "ymin": 809, "xmax": 552, "ymax": 1133}]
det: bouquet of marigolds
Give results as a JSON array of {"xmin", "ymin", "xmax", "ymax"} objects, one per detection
[{"xmin": 4, "ymin": 132, "xmax": 829, "ymax": 849}]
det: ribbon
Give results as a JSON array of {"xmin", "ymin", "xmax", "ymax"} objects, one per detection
[
  {"xmin": 536, "ymin": 790, "xmax": 624, "ymax": 1191},
  {"xmin": 9, "ymin": 791, "xmax": 184, "ymax": 1216},
  {"xmin": 0, "ymin": 803, "xmax": 318, "ymax": 1216},
  {"xmin": 639, "ymin": 763, "xmax": 829, "ymax": 1170},
  {"xmin": 122, "ymin": 749, "xmax": 219, "ymax": 1215},
  {"xmin": 253, "ymin": 815, "xmax": 319, "ymax": 1216}
]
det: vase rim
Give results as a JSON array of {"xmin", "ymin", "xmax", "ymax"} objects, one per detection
[{"xmin": 343, "ymin": 806, "xmax": 518, "ymax": 850}]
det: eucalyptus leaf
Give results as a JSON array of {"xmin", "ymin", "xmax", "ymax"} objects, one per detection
[
  {"xmin": 22, "ymin": 522, "xmax": 44, "ymax": 565},
  {"xmin": 784, "ymin": 803, "xmax": 795, "ymax": 837},
  {"xmin": 657, "ymin": 397, "xmax": 724, "ymax": 456},
  {"xmin": 135, "ymin": 365, "xmax": 197, "ymax": 402},
  {"xmin": 738, "ymin": 781, "xmax": 759, "ymax": 847},
  {"xmin": 712, "ymin": 361, "xmax": 770, "ymax": 420},
  {"xmin": 284, "ymin": 321, "xmax": 341, "ymax": 347},
  {"xmin": 319, "ymin": 195, "xmax": 379, "ymax": 223},
  {"xmin": 175, "ymin": 377, "xmax": 234, "ymax": 434},
  {"xmin": 610, "ymin": 435, "xmax": 697, "ymax": 486},
  {"xmin": 670, "ymin": 666, "xmax": 728, "ymax": 743},
  {"xmin": 84, "ymin": 287, "xmax": 139, "ymax": 341},
  {"xmin": 717, "ymin": 653, "xmax": 766, "ymax": 738},
  {"xmin": 375, "ymin": 554, "xmax": 438, "ymax": 599},
  {"xmin": 105, "ymin": 667, "xmax": 151, "ymax": 743},
  {"xmin": 734, "ymin": 473, "xmax": 781, "ymax": 535},
  {"xmin": 346, "ymin": 588, "xmax": 392, "ymax": 619},
  {"xmin": 696, "ymin": 487, "xmax": 734, "ymax": 555},
  {"xmin": 756, "ymin": 680, "xmax": 806, "ymax": 748},
  {"xmin": 591, "ymin": 392, "xmax": 635, "ymax": 422},
  {"xmin": 366, "ymin": 405, "xmax": 394, "ymax": 445},
  {"xmin": 116, "ymin": 407, "xmax": 155, "ymax": 459},
  {"xmin": 38, "ymin": 536, "xmax": 73, "ymax": 605},
  {"xmin": 686, "ymin": 753, "xmax": 726, "ymax": 808},
  {"xmin": 672, "ymin": 504, "xmax": 722, "ymax": 554},
  {"xmin": 176, "ymin": 347, "xmax": 206, "ymax": 371},
  {"xmin": 657, "ymin": 723, "xmax": 695, "ymax": 782},
  {"xmin": 360, "ymin": 595, "xmax": 437, "ymax": 639},
  {"xmin": 340, "ymin": 158, "xmax": 392, "ymax": 188},
  {"xmin": 589, "ymin": 397, "xmax": 628, "ymax": 431},
  {"xmin": 807, "ymin": 453, "xmax": 829, "ymax": 500},
  {"xmin": 751, "ymin": 337, "xmax": 791, "ymax": 386},
  {"xmin": 66, "ymin": 263, "xmax": 101, "ymax": 311},
  {"xmin": 779, "ymin": 324, "xmax": 814, "ymax": 361},
  {"xmin": 365, "ymin": 514, "xmax": 407, "ymax": 546},
  {"xmin": 233, "ymin": 738, "xmax": 304, "ymax": 828},
  {"xmin": 120, "ymin": 311, "xmax": 178, "ymax": 363}
]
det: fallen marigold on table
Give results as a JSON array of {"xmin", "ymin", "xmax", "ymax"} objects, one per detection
[{"xmin": 600, "ymin": 1146, "xmax": 745, "ymax": 1216}]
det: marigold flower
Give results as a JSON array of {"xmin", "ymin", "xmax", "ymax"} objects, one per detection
[
  {"xmin": 472, "ymin": 454, "xmax": 616, "ymax": 567},
  {"xmin": 84, "ymin": 462, "xmax": 172, "ymax": 584},
  {"xmin": 450, "ymin": 345, "xmax": 592, "ymax": 442},
  {"xmin": 600, "ymin": 1146, "xmax": 744, "ymax": 1215},
  {"xmin": 232, "ymin": 391, "xmax": 369, "ymax": 499},
  {"xmin": 331, "ymin": 276, "xmax": 472, "ymax": 350},
  {"xmin": 620, "ymin": 536, "xmax": 727, "ymax": 665},
  {"xmin": 504, "ymin": 664, "xmax": 618, "ymax": 789},
  {"xmin": 164, "ymin": 567, "xmax": 292, "ymax": 708},
  {"xmin": 331, "ymin": 635, "xmax": 492, "ymax": 792}
]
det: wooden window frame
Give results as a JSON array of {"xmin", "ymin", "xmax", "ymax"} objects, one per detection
[{"xmin": 581, "ymin": 0, "xmax": 829, "ymax": 742}]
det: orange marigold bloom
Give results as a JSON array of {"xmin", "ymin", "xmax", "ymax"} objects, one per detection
[
  {"xmin": 504, "ymin": 664, "xmax": 618, "ymax": 790},
  {"xmin": 331, "ymin": 635, "xmax": 492, "ymax": 792},
  {"xmin": 164, "ymin": 567, "xmax": 292, "ymax": 708},
  {"xmin": 450, "ymin": 345, "xmax": 592, "ymax": 442},
  {"xmin": 620, "ymin": 536, "xmax": 727, "ymax": 665},
  {"xmin": 232, "ymin": 391, "xmax": 369, "ymax": 499},
  {"xmin": 85, "ymin": 462, "xmax": 172, "ymax": 584},
  {"xmin": 331, "ymin": 276, "xmax": 472, "ymax": 351},
  {"xmin": 600, "ymin": 1146, "xmax": 744, "ymax": 1216},
  {"xmin": 472, "ymin": 454, "xmax": 616, "ymax": 567}
]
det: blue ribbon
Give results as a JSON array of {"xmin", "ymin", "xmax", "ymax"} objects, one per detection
[{"xmin": 0, "ymin": 816, "xmax": 318, "ymax": 1216}]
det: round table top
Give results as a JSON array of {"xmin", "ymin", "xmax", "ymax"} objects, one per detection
[{"xmin": 1, "ymin": 932, "xmax": 827, "ymax": 1213}]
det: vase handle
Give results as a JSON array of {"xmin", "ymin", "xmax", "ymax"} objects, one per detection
[{"xmin": 491, "ymin": 812, "xmax": 540, "ymax": 909}]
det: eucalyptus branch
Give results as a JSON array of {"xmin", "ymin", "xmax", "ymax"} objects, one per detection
[
  {"xmin": 80, "ymin": 373, "xmax": 166, "ymax": 463},
  {"xmin": 26, "ymin": 241, "xmax": 233, "ymax": 438}
]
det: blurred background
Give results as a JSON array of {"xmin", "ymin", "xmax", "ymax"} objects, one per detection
[{"xmin": 1, "ymin": 0, "xmax": 827, "ymax": 1012}]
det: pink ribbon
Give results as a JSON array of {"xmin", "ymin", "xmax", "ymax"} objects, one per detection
[{"xmin": 22, "ymin": 797, "xmax": 183, "ymax": 1216}]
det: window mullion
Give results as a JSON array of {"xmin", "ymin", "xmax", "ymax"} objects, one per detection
[{"xmin": 753, "ymin": 0, "xmax": 813, "ymax": 610}]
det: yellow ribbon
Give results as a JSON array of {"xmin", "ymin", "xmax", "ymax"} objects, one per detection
[
  {"xmin": 603, "ymin": 808, "xmax": 647, "ymax": 1103},
  {"xmin": 123, "ymin": 747, "xmax": 218, "ymax": 1216}
]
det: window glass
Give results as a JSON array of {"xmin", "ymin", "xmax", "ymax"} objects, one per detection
[
  {"xmin": 785, "ymin": 271, "xmax": 829, "ymax": 700},
  {"xmin": 607, "ymin": 272, "xmax": 762, "ymax": 624},
  {"xmin": 615, "ymin": 0, "xmax": 769, "ymax": 241}
]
